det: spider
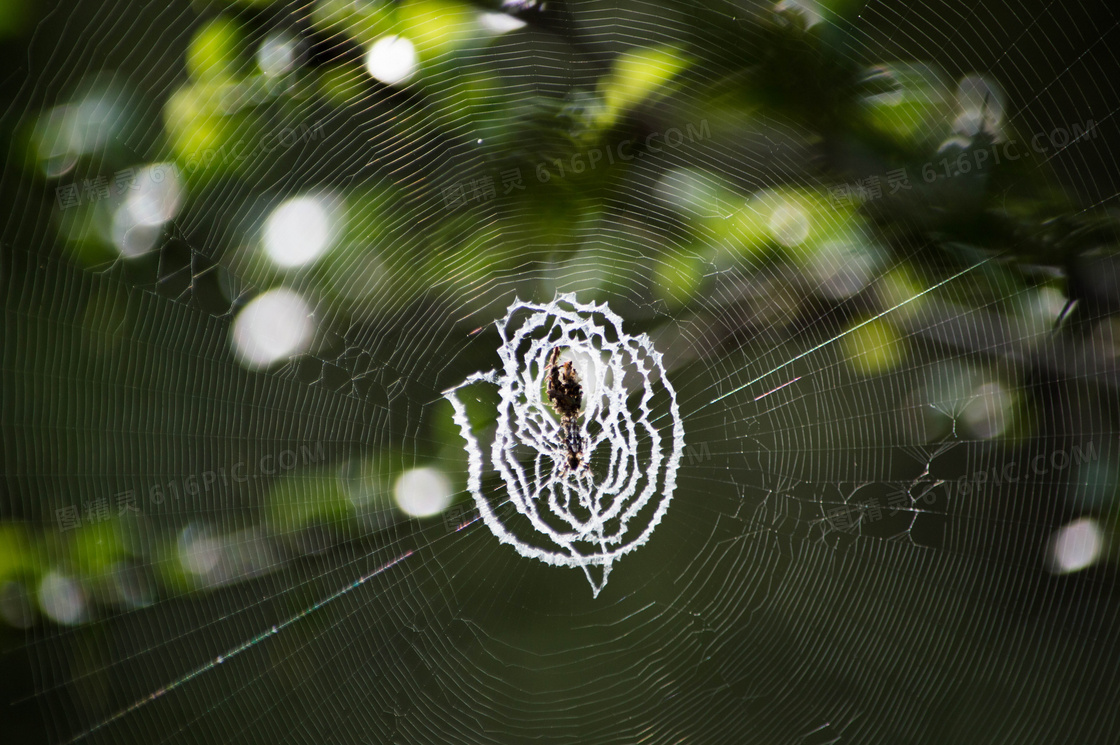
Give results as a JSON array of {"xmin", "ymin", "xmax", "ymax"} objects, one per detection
[{"xmin": 544, "ymin": 346, "xmax": 585, "ymax": 472}]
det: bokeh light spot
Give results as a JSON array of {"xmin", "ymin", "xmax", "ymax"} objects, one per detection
[
  {"xmin": 365, "ymin": 35, "xmax": 417, "ymax": 86},
  {"xmin": 479, "ymin": 12, "xmax": 527, "ymax": 34},
  {"xmin": 231, "ymin": 288, "xmax": 315, "ymax": 369},
  {"xmin": 961, "ymin": 381, "xmax": 1013, "ymax": 440},
  {"xmin": 38, "ymin": 571, "xmax": 86, "ymax": 626},
  {"xmin": 111, "ymin": 163, "xmax": 184, "ymax": 258},
  {"xmin": 1048, "ymin": 518, "xmax": 1104, "ymax": 574},
  {"xmin": 393, "ymin": 467, "xmax": 454, "ymax": 518},
  {"xmin": 257, "ymin": 32, "xmax": 298, "ymax": 77},
  {"xmin": 263, "ymin": 195, "xmax": 339, "ymax": 268}
]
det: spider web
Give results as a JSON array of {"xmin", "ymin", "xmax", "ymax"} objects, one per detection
[
  {"xmin": 2, "ymin": 1, "xmax": 1120, "ymax": 743},
  {"xmin": 443, "ymin": 293, "xmax": 685, "ymax": 597}
]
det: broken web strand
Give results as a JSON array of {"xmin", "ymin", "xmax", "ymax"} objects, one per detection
[
  {"xmin": 443, "ymin": 294, "xmax": 685, "ymax": 597},
  {"xmin": 657, "ymin": 257, "xmax": 1003, "ymax": 557},
  {"xmin": 56, "ymin": 549, "xmax": 416, "ymax": 745},
  {"xmin": 680, "ymin": 253, "xmax": 998, "ymax": 419}
]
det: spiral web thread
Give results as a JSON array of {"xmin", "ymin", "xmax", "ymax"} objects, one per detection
[{"xmin": 444, "ymin": 294, "xmax": 684, "ymax": 596}]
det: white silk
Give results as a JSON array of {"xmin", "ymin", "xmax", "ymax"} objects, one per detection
[{"xmin": 444, "ymin": 294, "xmax": 685, "ymax": 597}]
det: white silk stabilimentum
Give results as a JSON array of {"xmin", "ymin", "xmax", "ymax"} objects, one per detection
[{"xmin": 444, "ymin": 294, "xmax": 685, "ymax": 597}]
